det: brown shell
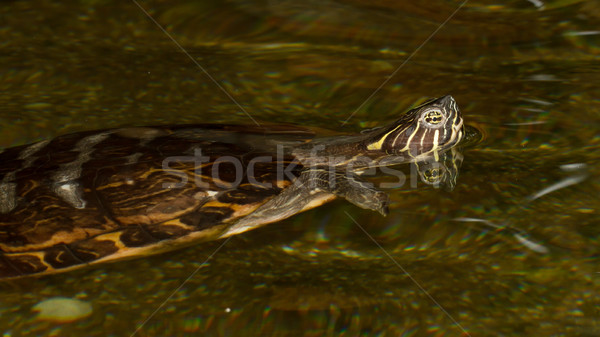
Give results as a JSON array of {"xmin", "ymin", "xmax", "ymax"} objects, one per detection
[{"xmin": 0, "ymin": 124, "xmax": 314, "ymax": 278}]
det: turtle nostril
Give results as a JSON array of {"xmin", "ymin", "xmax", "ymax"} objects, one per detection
[{"xmin": 439, "ymin": 95, "xmax": 455, "ymax": 105}]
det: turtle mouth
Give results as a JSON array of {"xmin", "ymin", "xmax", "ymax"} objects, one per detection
[
  {"xmin": 445, "ymin": 95, "xmax": 463, "ymax": 142},
  {"xmin": 449, "ymin": 115, "xmax": 465, "ymax": 145},
  {"xmin": 443, "ymin": 103, "xmax": 464, "ymax": 150},
  {"xmin": 453, "ymin": 115, "xmax": 465, "ymax": 145}
]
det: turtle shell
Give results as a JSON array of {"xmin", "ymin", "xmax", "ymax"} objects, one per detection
[{"xmin": 0, "ymin": 124, "xmax": 314, "ymax": 278}]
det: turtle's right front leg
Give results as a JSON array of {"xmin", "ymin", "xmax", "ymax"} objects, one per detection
[
  {"xmin": 303, "ymin": 168, "xmax": 389, "ymax": 216},
  {"xmin": 224, "ymin": 167, "xmax": 389, "ymax": 237}
]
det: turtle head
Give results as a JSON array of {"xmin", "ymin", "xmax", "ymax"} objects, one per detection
[{"xmin": 365, "ymin": 95, "xmax": 464, "ymax": 158}]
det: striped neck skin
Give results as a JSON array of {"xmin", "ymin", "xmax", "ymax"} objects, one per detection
[
  {"xmin": 292, "ymin": 96, "xmax": 464, "ymax": 170},
  {"xmin": 362, "ymin": 95, "xmax": 464, "ymax": 162}
]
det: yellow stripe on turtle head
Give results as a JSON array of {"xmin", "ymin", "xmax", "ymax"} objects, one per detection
[
  {"xmin": 366, "ymin": 138, "xmax": 385, "ymax": 151},
  {"xmin": 366, "ymin": 124, "xmax": 409, "ymax": 151}
]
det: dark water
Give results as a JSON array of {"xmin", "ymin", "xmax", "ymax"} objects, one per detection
[{"xmin": 1, "ymin": 0, "xmax": 599, "ymax": 336}]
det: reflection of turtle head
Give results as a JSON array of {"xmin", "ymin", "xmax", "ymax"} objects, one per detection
[{"xmin": 414, "ymin": 147, "xmax": 464, "ymax": 191}]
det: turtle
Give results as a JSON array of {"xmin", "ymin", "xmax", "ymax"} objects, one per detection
[{"xmin": 0, "ymin": 95, "xmax": 464, "ymax": 279}]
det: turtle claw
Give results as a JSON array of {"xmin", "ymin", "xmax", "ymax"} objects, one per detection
[
  {"xmin": 378, "ymin": 198, "xmax": 390, "ymax": 217},
  {"xmin": 340, "ymin": 185, "xmax": 390, "ymax": 216}
]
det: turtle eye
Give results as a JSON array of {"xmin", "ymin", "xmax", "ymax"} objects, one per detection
[
  {"xmin": 423, "ymin": 110, "xmax": 444, "ymax": 125},
  {"xmin": 423, "ymin": 168, "xmax": 442, "ymax": 184}
]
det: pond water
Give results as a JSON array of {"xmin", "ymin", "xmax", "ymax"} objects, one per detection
[{"xmin": 1, "ymin": 0, "xmax": 599, "ymax": 336}]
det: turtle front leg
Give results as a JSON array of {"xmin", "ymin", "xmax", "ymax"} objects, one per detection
[
  {"xmin": 303, "ymin": 168, "xmax": 389, "ymax": 216},
  {"xmin": 221, "ymin": 167, "xmax": 388, "ymax": 238}
]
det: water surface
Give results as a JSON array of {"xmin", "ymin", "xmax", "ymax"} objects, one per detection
[{"xmin": 1, "ymin": 0, "xmax": 599, "ymax": 336}]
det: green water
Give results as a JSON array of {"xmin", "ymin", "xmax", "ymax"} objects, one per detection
[{"xmin": 1, "ymin": 0, "xmax": 599, "ymax": 336}]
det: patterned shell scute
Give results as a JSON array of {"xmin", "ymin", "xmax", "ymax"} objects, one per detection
[{"xmin": 0, "ymin": 125, "xmax": 312, "ymax": 276}]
